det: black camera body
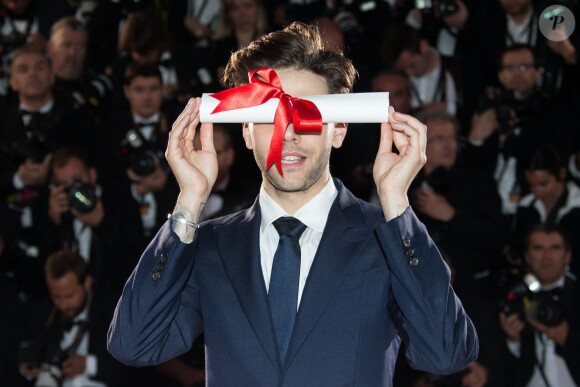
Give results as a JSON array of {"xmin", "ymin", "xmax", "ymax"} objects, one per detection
[
  {"xmin": 415, "ymin": 0, "xmax": 459, "ymax": 18},
  {"xmin": 9, "ymin": 131, "xmax": 53, "ymax": 164},
  {"xmin": 19, "ymin": 337, "xmax": 68, "ymax": 386},
  {"xmin": 500, "ymin": 273, "xmax": 566, "ymax": 327},
  {"xmin": 65, "ymin": 180, "xmax": 97, "ymax": 213},
  {"xmin": 478, "ymin": 88, "xmax": 543, "ymax": 134},
  {"xmin": 120, "ymin": 129, "xmax": 159, "ymax": 177}
]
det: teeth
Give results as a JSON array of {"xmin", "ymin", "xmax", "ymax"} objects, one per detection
[{"xmin": 282, "ymin": 156, "xmax": 302, "ymax": 163}]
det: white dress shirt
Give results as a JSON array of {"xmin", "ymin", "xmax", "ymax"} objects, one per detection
[{"xmin": 259, "ymin": 177, "xmax": 337, "ymax": 309}]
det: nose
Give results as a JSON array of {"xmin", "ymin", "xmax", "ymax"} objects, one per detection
[{"xmin": 284, "ymin": 124, "xmax": 299, "ymax": 143}]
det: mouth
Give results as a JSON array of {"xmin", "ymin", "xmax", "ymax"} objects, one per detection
[{"xmin": 281, "ymin": 153, "xmax": 306, "ymax": 167}]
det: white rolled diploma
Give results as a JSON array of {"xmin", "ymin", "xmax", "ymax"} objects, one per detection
[{"xmin": 199, "ymin": 92, "xmax": 389, "ymax": 123}]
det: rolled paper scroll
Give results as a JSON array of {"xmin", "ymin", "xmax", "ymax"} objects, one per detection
[{"xmin": 199, "ymin": 92, "xmax": 390, "ymax": 124}]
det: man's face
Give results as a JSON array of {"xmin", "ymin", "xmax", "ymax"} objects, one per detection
[
  {"xmin": 243, "ymin": 69, "xmax": 346, "ymax": 197},
  {"xmin": 46, "ymin": 272, "xmax": 89, "ymax": 320},
  {"xmin": 524, "ymin": 169, "xmax": 564, "ymax": 206},
  {"xmin": 394, "ymin": 45, "xmax": 428, "ymax": 78},
  {"xmin": 425, "ymin": 119, "xmax": 457, "ymax": 172},
  {"xmin": 372, "ymin": 73, "xmax": 412, "ymax": 114},
  {"xmin": 48, "ymin": 27, "xmax": 87, "ymax": 81},
  {"xmin": 228, "ymin": 0, "xmax": 258, "ymax": 33},
  {"xmin": 10, "ymin": 52, "xmax": 53, "ymax": 100},
  {"xmin": 2, "ymin": 0, "xmax": 30, "ymax": 14},
  {"xmin": 525, "ymin": 231, "xmax": 570, "ymax": 285},
  {"xmin": 499, "ymin": 0, "xmax": 532, "ymax": 17},
  {"xmin": 51, "ymin": 157, "xmax": 96, "ymax": 188},
  {"xmin": 498, "ymin": 49, "xmax": 539, "ymax": 95},
  {"xmin": 124, "ymin": 76, "xmax": 163, "ymax": 118}
]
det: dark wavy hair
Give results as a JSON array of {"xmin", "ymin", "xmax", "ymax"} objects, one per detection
[{"xmin": 223, "ymin": 21, "xmax": 357, "ymax": 94}]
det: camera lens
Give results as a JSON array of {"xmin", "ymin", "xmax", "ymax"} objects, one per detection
[{"xmin": 68, "ymin": 181, "xmax": 97, "ymax": 213}]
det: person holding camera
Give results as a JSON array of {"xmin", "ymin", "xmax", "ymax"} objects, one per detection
[
  {"xmin": 45, "ymin": 147, "xmax": 143, "ymax": 296},
  {"xmin": 100, "ymin": 62, "xmax": 180, "ymax": 242},
  {"xmin": 17, "ymin": 249, "xmax": 129, "ymax": 386},
  {"xmin": 465, "ymin": 44, "xmax": 572, "ymax": 217},
  {"xmin": 48, "ymin": 17, "xmax": 113, "ymax": 123},
  {"xmin": 499, "ymin": 223, "xmax": 580, "ymax": 387}
]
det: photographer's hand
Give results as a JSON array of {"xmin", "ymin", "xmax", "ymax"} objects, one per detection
[
  {"xmin": 48, "ymin": 185, "xmax": 70, "ymax": 225},
  {"xmin": 61, "ymin": 354, "xmax": 86, "ymax": 380},
  {"xmin": 72, "ymin": 200, "xmax": 104, "ymax": 228},
  {"xmin": 413, "ymin": 187, "xmax": 456, "ymax": 221},
  {"xmin": 461, "ymin": 361, "xmax": 488, "ymax": 387},
  {"xmin": 127, "ymin": 164, "xmax": 168, "ymax": 195},
  {"xmin": 442, "ymin": 0, "xmax": 468, "ymax": 29},
  {"xmin": 469, "ymin": 109, "xmax": 498, "ymax": 143},
  {"xmin": 530, "ymin": 319, "xmax": 569, "ymax": 346},
  {"xmin": 18, "ymin": 364, "xmax": 40, "ymax": 380},
  {"xmin": 18, "ymin": 154, "xmax": 52, "ymax": 187},
  {"xmin": 499, "ymin": 310, "xmax": 525, "ymax": 342}
]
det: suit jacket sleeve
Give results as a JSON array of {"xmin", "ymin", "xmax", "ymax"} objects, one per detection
[
  {"xmin": 107, "ymin": 220, "xmax": 203, "ymax": 366},
  {"xmin": 377, "ymin": 207, "xmax": 479, "ymax": 374}
]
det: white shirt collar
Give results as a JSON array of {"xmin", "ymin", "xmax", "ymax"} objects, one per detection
[
  {"xmin": 20, "ymin": 99, "xmax": 54, "ymax": 114},
  {"xmin": 259, "ymin": 177, "xmax": 338, "ymax": 234},
  {"xmin": 133, "ymin": 112, "xmax": 160, "ymax": 125},
  {"xmin": 542, "ymin": 275, "xmax": 565, "ymax": 291}
]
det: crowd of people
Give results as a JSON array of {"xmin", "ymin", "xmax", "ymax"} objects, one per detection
[{"xmin": 0, "ymin": 0, "xmax": 579, "ymax": 386}]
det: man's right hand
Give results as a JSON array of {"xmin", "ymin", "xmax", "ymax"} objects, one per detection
[
  {"xmin": 166, "ymin": 98, "xmax": 218, "ymax": 221},
  {"xmin": 17, "ymin": 154, "xmax": 52, "ymax": 187},
  {"xmin": 499, "ymin": 310, "xmax": 525, "ymax": 343}
]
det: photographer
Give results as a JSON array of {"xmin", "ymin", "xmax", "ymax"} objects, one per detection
[
  {"xmin": 100, "ymin": 62, "xmax": 179, "ymax": 242},
  {"xmin": 499, "ymin": 224, "xmax": 580, "ymax": 386},
  {"xmin": 465, "ymin": 44, "xmax": 572, "ymax": 216},
  {"xmin": 45, "ymin": 147, "xmax": 143, "ymax": 295},
  {"xmin": 48, "ymin": 17, "xmax": 113, "ymax": 122},
  {"xmin": 18, "ymin": 249, "xmax": 128, "ymax": 386}
]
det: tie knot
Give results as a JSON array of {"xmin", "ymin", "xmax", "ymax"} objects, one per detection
[{"xmin": 273, "ymin": 217, "xmax": 306, "ymax": 238}]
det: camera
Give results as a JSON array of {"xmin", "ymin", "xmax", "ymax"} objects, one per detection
[
  {"xmin": 477, "ymin": 88, "xmax": 543, "ymax": 134},
  {"xmin": 65, "ymin": 180, "xmax": 97, "ymax": 213},
  {"xmin": 415, "ymin": 0, "xmax": 459, "ymax": 18},
  {"xmin": 18, "ymin": 338, "xmax": 68, "ymax": 387},
  {"xmin": 8, "ymin": 131, "xmax": 53, "ymax": 164},
  {"xmin": 0, "ymin": 31, "xmax": 28, "ymax": 55},
  {"xmin": 120, "ymin": 129, "xmax": 159, "ymax": 176},
  {"xmin": 499, "ymin": 272, "xmax": 565, "ymax": 327}
]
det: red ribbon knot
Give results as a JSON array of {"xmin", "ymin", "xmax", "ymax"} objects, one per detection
[{"xmin": 209, "ymin": 68, "xmax": 323, "ymax": 176}]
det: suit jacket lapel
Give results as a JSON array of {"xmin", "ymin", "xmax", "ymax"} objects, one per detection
[
  {"xmin": 284, "ymin": 183, "xmax": 373, "ymax": 368},
  {"xmin": 216, "ymin": 200, "xmax": 282, "ymax": 372}
]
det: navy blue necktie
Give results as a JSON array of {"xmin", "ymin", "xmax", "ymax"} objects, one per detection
[{"xmin": 269, "ymin": 216, "xmax": 307, "ymax": 363}]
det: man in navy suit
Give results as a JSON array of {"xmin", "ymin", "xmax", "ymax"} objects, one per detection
[{"xmin": 108, "ymin": 21, "xmax": 478, "ymax": 385}]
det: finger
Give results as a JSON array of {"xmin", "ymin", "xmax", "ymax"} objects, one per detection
[
  {"xmin": 183, "ymin": 97, "xmax": 201, "ymax": 143},
  {"xmin": 168, "ymin": 99, "xmax": 196, "ymax": 156},
  {"xmin": 199, "ymin": 122, "xmax": 215, "ymax": 153},
  {"xmin": 377, "ymin": 122, "xmax": 394, "ymax": 157},
  {"xmin": 393, "ymin": 111, "xmax": 427, "ymax": 152}
]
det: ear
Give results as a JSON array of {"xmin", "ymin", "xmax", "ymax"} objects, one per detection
[
  {"xmin": 559, "ymin": 167, "xmax": 567, "ymax": 181},
  {"xmin": 84, "ymin": 274, "xmax": 92, "ymax": 291},
  {"xmin": 242, "ymin": 123, "xmax": 253, "ymax": 150},
  {"xmin": 332, "ymin": 123, "xmax": 347, "ymax": 148},
  {"xmin": 88, "ymin": 167, "xmax": 98, "ymax": 184}
]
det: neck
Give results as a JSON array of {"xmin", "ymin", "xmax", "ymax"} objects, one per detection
[
  {"xmin": 235, "ymin": 30, "xmax": 254, "ymax": 49},
  {"xmin": 20, "ymin": 94, "xmax": 52, "ymax": 111},
  {"xmin": 424, "ymin": 49, "xmax": 439, "ymax": 75},
  {"xmin": 264, "ymin": 171, "xmax": 330, "ymax": 214},
  {"xmin": 542, "ymin": 182, "xmax": 566, "ymax": 214},
  {"xmin": 510, "ymin": 6, "xmax": 532, "ymax": 24}
]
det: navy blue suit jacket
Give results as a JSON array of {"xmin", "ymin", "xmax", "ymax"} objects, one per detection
[{"xmin": 108, "ymin": 180, "xmax": 478, "ymax": 385}]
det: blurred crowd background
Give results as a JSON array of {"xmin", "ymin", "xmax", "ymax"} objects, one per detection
[{"xmin": 0, "ymin": 0, "xmax": 579, "ymax": 386}]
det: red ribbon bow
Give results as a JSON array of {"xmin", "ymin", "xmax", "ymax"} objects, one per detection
[{"xmin": 209, "ymin": 68, "xmax": 323, "ymax": 176}]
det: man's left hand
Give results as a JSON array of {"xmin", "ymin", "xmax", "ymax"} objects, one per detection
[
  {"xmin": 530, "ymin": 319, "xmax": 569, "ymax": 346},
  {"xmin": 374, "ymin": 107, "xmax": 427, "ymax": 220},
  {"xmin": 61, "ymin": 354, "xmax": 86, "ymax": 380},
  {"xmin": 413, "ymin": 187, "xmax": 455, "ymax": 221}
]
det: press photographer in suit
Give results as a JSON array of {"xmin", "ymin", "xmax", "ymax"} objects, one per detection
[
  {"xmin": 499, "ymin": 224, "xmax": 580, "ymax": 386},
  {"xmin": 17, "ymin": 249, "xmax": 128, "ymax": 386}
]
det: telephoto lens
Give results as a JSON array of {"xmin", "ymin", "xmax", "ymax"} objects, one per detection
[{"xmin": 67, "ymin": 181, "xmax": 97, "ymax": 213}]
